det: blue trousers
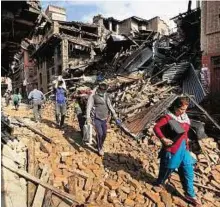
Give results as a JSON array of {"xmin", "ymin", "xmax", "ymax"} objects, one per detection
[
  {"xmin": 94, "ymin": 118, "xmax": 107, "ymax": 151},
  {"xmin": 157, "ymin": 140, "xmax": 196, "ymax": 198}
]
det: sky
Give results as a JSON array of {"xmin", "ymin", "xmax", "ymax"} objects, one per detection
[{"xmin": 40, "ymin": 0, "xmax": 197, "ymax": 29}]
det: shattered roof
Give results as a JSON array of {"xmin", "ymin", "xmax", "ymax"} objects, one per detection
[
  {"xmin": 121, "ymin": 16, "xmax": 148, "ymax": 23},
  {"xmin": 58, "ymin": 20, "xmax": 98, "ymax": 28}
]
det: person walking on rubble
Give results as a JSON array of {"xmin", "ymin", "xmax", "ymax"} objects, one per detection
[
  {"xmin": 12, "ymin": 88, "xmax": 22, "ymax": 110},
  {"xmin": 73, "ymin": 87, "xmax": 92, "ymax": 136},
  {"xmin": 4, "ymin": 89, "xmax": 11, "ymax": 107},
  {"xmin": 86, "ymin": 82, "xmax": 121, "ymax": 156},
  {"xmin": 153, "ymin": 96, "xmax": 201, "ymax": 207},
  {"xmin": 54, "ymin": 80, "xmax": 67, "ymax": 129},
  {"xmin": 28, "ymin": 84, "xmax": 45, "ymax": 123}
]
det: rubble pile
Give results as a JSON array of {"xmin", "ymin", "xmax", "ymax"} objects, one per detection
[
  {"xmin": 2, "ymin": 105, "xmax": 220, "ymax": 207},
  {"xmin": 108, "ymin": 77, "xmax": 175, "ymax": 120},
  {"xmin": 2, "ymin": 3, "xmax": 220, "ymax": 207},
  {"xmin": 1, "ymin": 113, "xmax": 28, "ymax": 207}
]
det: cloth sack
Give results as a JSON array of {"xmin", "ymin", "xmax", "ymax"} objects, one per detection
[
  {"xmin": 83, "ymin": 123, "xmax": 93, "ymax": 144},
  {"xmin": 161, "ymin": 119, "xmax": 185, "ymax": 143}
]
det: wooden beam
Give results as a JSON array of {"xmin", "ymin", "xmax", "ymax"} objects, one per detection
[
  {"xmin": 185, "ymin": 94, "xmax": 220, "ymax": 134},
  {"xmin": 32, "ymin": 165, "xmax": 50, "ymax": 207},
  {"xmin": 2, "ymin": 161, "xmax": 80, "ymax": 204},
  {"xmin": 194, "ymin": 182, "xmax": 220, "ymax": 193},
  {"xmin": 15, "ymin": 117, "xmax": 52, "ymax": 143},
  {"xmin": 15, "ymin": 19, "xmax": 35, "ymax": 26},
  {"xmin": 42, "ymin": 190, "xmax": 53, "ymax": 207},
  {"xmin": 27, "ymin": 138, "xmax": 37, "ymax": 207}
]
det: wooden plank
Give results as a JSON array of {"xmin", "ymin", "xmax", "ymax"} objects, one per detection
[
  {"xmin": 2, "ymin": 161, "xmax": 79, "ymax": 204},
  {"xmin": 32, "ymin": 166, "xmax": 50, "ymax": 207},
  {"xmin": 15, "ymin": 117, "xmax": 52, "ymax": 143},
  {"xmin": 194, "ymin": 182, "xmax": 220, "ymax": 193},
  {"xmin": 28, "ymin": 138, "xmax": 37, "ymax": 207},
  {"xmin": 68, "ymin": 176, "xmax": 78, "ymax": 195},
  {"xmin": 68, "ymin": 169, "xmax": 89, "ymax": 179},
  {"xmin": 42, "ymin": 190, "xmax": 52, "ymax": 207},
  {"xmin": 185, "ymin": 94, "xmax": 220, "ymax": 134}
]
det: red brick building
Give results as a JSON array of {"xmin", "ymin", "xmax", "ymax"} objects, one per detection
[{"xmin": 201, "ymin": 0, "xmax": 220, "ymax": 94}]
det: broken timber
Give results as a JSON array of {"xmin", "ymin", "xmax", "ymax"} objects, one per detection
[
  {"xmin": 32, "ymin": 165, "xmax": 50, "ymax": 207},
  {"xmin": 15, "ymin": 117, "xmax": 52, "ymax": 143},
  {"xmin": 2, "ymin": 161, "xmax": 80, "ymax": 204},
  {"xmin": 28, "ymin": 138, "xmax": 36, "ymax": 207},
  {"xmin": 185, "ymin": 94, "xmax": 220, "ymax": 134}
]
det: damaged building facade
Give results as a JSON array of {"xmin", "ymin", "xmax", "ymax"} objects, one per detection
[
  {"xmin": 26, "ymin": 5, "xmax": 99, "ymax": 92},
  {"xmin": 201, "ymin": 0, "xmax": 220, "ymax": 94},
  {"xmin": 1, "ymin": 0, "xmax": 43, "ymax": 96},
  {"xmin": 93, "ymin": 15, "xmax": 170, "ymax": 36},
  {"xmin": 2, "ymin": 1, "xmax": 220, "ymax": 207},
  {"xmin": 25, "ymin": 7, "xmax": 171, "ymax": 93}
]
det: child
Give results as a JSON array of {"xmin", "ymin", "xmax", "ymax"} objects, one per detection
[{"xmin": 13, "ymin": 88, "xmax": 22, "ymax": 110}]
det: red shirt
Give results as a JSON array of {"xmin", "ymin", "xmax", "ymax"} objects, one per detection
[{"xmin": 153, "ymin": 114, "xmax": 190, "ymax": 154}]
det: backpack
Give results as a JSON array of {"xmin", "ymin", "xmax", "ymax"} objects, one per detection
[{"xmin": 56, "ymin": 88, "xmax": 66, "ymax": 104}]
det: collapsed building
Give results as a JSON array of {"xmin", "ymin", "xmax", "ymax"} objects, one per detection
[{"xmin": 1, "ymin": 1, "xmax": 220, "ymax": 207}]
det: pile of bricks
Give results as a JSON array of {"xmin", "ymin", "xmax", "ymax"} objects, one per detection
[{"xmin": 2, "ymin": 102, "xmax": 220, "ymax": 207}]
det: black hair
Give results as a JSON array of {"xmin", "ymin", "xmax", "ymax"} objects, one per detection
[
  {"xmin": 15, "ymin": 88, "xmax": 19, "ymax": 94},
  {"xmin": 169, "ymin": 97, "xmax": 190, "ymax": 113}
]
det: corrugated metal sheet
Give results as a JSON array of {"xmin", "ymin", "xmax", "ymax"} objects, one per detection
[
  {"xmin": 118, "ymin": 47, "xmax": 153, "ymax": 73},
  {"xmin": 125, "ymin": 47, "xmax": 153, "ymax": 72},
  {"xmin": 124, "ymin": 94, "xmax": 178, "ymax": 138},
  {"xmin": 183, "ymin": 64, "xmax": 206, "ymax": 107},
  {"xmin": 162, "ymin": 62, "xmax": 189, "ymax": 83}
]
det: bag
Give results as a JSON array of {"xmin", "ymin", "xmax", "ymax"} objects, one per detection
[
  {"xmin": 83, "ymin": 123, "xmax": 93, "ymax": 144},
  {"xmin": 56, "ymin": 88, "xmax": 65, "ymax": 104},
  {"xmin": 161, "ymin": 119, "xmax": 185, "ymax": 143}
]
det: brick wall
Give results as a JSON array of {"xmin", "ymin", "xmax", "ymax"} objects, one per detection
[
  {"xmin": 201, "ymin": 0, "xmax": 220, "ymax": 94},
  {"xmin": 201, "ymin": 1, "xmax": 220, "ymax": 55}
]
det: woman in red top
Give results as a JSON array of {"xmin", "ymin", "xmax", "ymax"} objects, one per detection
[{"xmin": 153, "ymin": 97, "xmax": 201, "ymax": 206}]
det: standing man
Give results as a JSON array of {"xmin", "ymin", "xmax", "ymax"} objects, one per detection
[
  {"xmin": 54, "ymin": 80, "xmax": 67, "ymax": 129},
  {"xmin": 28, "ymin": 84, "xmax": 45, "ymax": 123},
  {"xmin": 86, "ymin": 82, "xmax": 121, "ymax": 156}
]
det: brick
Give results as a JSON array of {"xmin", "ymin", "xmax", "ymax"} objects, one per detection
[
  {"xmin": 172, "ymin": 196, "xmax": 188, "ymax": 207},
  {"xmin": 87, "ymin": 164, "xmax": 100, "ymax": 170},
  {"xmin": 129, "ymin": 179, "xmax": 142, "ymax": 191},
  {"xmin": 87, "ymin": 190, "xmax": 96, "ymax": 203},
  {"xmin": 92, "ymin": 169, "xmax": 103, "ymax": 178},
  {"xmin": 58, "ymin": 164, "xmax": 67, "ymax": 169},
  {"xmin": 53, "ymin": 168, "xmax": 63, "ymax": 177},
  {"xmin": 96, "ymin": 186, "xmax": 106, "ymax": 201},
  {"xmin": 203, "ymin": 192, "xmax": 215, "ymax": 203},
  {"xmin": 143, "ymin": 190, "xmax": 161, "ymax": 204},
  {"xmin": 84, "ymin": 178, "xmax": 93, "ymax": 191},
  {"xmin": 211, "ymin": 170, "xmax": 220, "ymax": 183},
  {"xmin": 127, "ymin": 191, "xmax": 136, "ymax": 200},
  {"xmin": 152, "ymin": 186, "xmax": 163, "ymax": 193},
  {"xmin": 134, "ymin": 194, "xmax": 145, "ymax": 204},
  {"xmin": 77, "ymin": 162, "xmax": 87, "ymax": 171},
  {"xmin": 160, "ymin": 191, "xmax": 172, "ymax": 207},
  {"xmin": 120, "ymin": 186, "xmax": 131, "ymax": 194},
  {"xmin": 124, "ymin": 198, "xmax": 135, "ymax": 207},
  {"xmin": 107, "ymin": 190, "xmax": 117, "ymax": 203},
  {"xmin": 65, "ymin": 156, "xmax": 73, "ymax": 166},
  {"xmin": 104, "ymin": 180, "xmax": 120, "ymax": 190}
]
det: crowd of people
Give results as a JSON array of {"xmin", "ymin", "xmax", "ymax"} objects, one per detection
[{"xmin": 2, "ymin": 77, "xmax": 201, "ymax": 206}]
